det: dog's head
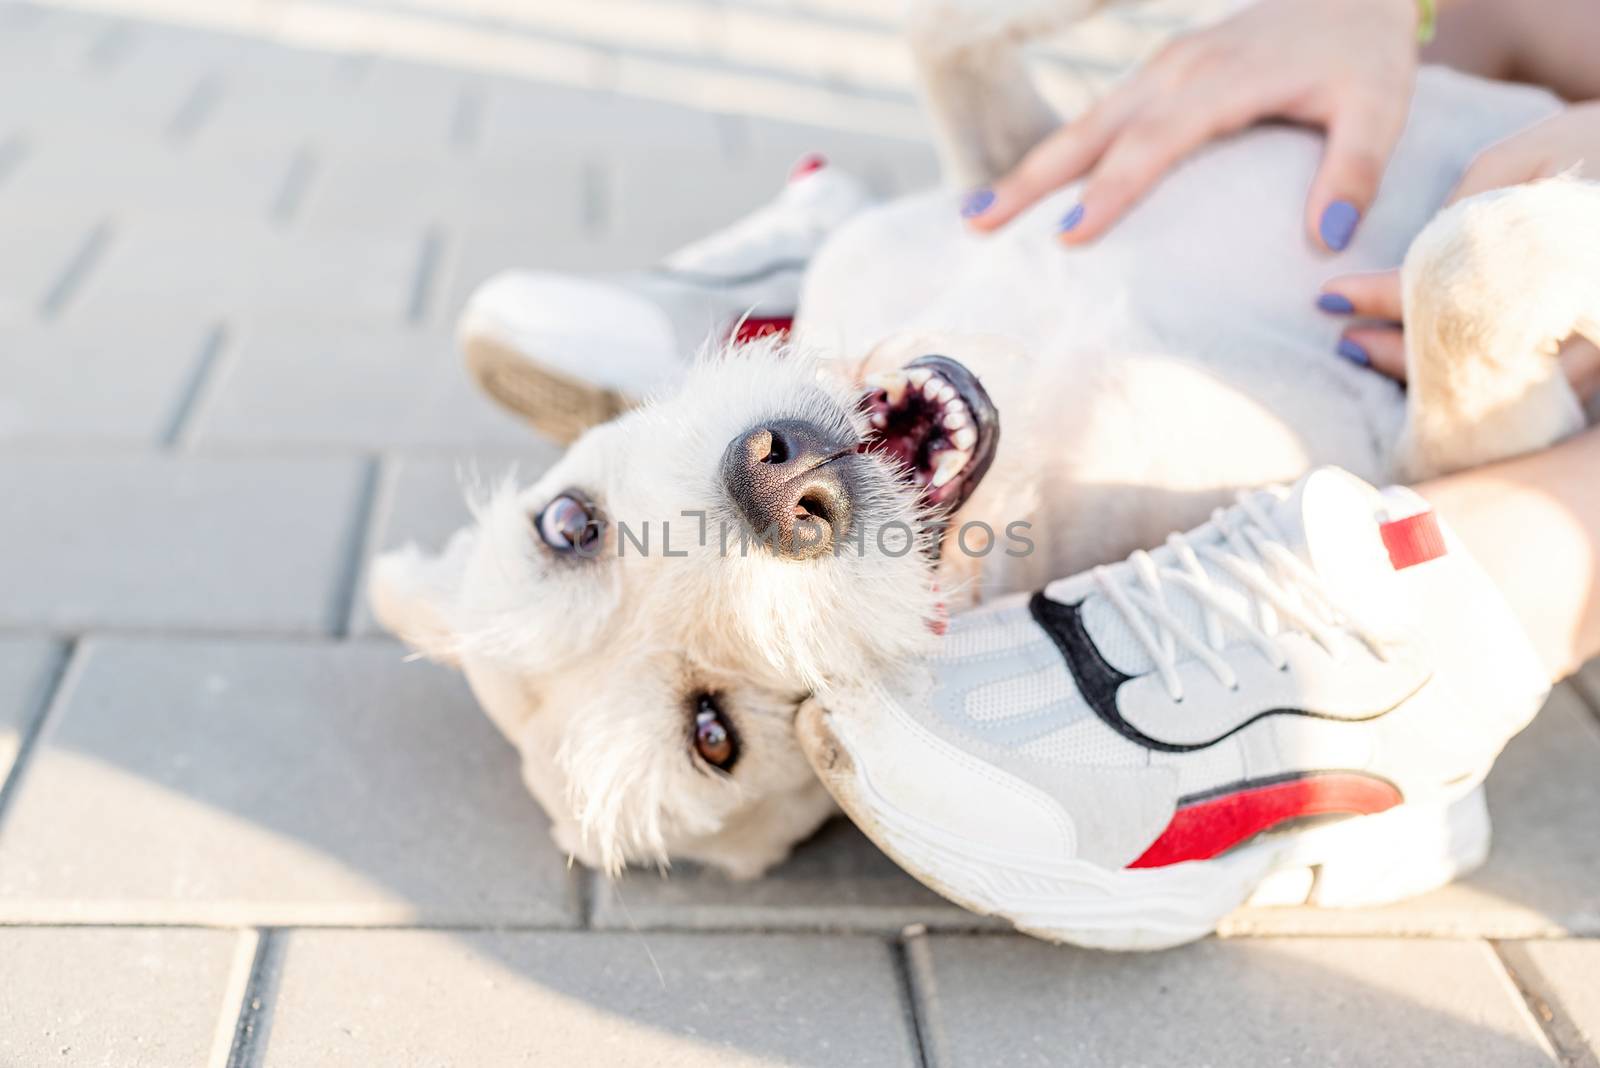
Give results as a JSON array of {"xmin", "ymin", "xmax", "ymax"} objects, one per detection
[{"xmin": 371, "ymin": 337, "xmax": 1000, "ymax": 877}]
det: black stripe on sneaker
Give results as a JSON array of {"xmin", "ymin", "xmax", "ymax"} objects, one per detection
[{"xmin": 1027, "ymin": 592, "xmax": 1426, "ymax": 754}]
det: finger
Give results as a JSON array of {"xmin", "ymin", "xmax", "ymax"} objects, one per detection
[
  {"xmin": 1559, "ymin": 334, "xmax": 1600, "ymax": 403},
  {"xmin": 965, "ymin": 93, "xmax": 1131, "ymax": 232},
  {"xmin": 1446, "ymin": 145, "xmax": 1538, "ymax": 205},
  {"xmin": 1057, "ymin": 100, "xmax": 1243, "ymax": 245},
  {"xmin": 1306, "ymin": 93, "xmax": 1408, "ymax": 251},
  {"xmin": 1318, "ymin": 268, "xmax": 1402, "ymax": 320},
  {"xmin": 1338, "ymin": 325, "xmax": 1406, "ymax": 379}
]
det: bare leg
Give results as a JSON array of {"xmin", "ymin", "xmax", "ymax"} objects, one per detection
[
  {"xmin": 1427, "ymin": 0, "xmax": 1600, "ymax": 102},
  {"xmin": 1420, "ymin": 423, "xmax": 1600, "ymax": 682}
]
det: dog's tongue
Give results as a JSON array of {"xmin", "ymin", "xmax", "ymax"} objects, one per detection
[{"xmin": 1046, "ymin": 470, "xmax": 1405, "ymax": 676}]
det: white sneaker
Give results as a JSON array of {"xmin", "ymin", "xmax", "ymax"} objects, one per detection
[
  {"xmin": 458, "ymin": 155, "xmax": 873, "ymax": 443},
  {"xmin": 798, "ymin": 467, "xmax": 1549, "ymax": 950}
]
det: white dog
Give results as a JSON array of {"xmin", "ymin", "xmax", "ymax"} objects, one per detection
[{"xmin": 371, "ymin": 0, "xmax": 1600, "ymax": 879}]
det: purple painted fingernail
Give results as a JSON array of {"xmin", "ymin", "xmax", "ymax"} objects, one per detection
[
  {"xmin": 1319, "ymin": 200, "xmax": 1360, "ymax": 251},
  {"xmin": 1337, "ymin": 338, "xmax": 1370, "ymax": 366},
  {"xmin": 1317, "ymin": 292, "xmax": 1355, "ymax": 314},
  {"xmin": 960, "ymin": 188, "xmax": 995, "ymax": 218},
  {"xmin": 1057, "ymin": 204, "xmax": 1085, "ymax": 233}
]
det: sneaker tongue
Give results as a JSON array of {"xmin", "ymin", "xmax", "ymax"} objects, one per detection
[
  {"xmin": 1296, "ymin": 467, "xmax": 1405, "ymax": 616},
  {"xmin": 1060, "ymin": 469, "xmax": 1400, "ymax": 676}
]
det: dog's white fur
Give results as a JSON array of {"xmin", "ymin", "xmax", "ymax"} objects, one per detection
[{"xmin": 373, "ymin": 0, "xmax": 1600, "ymax": 878}]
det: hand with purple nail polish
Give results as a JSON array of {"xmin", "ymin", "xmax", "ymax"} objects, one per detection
[
  {"xmin": 960, "ymin": 188, "xmax": 995, "ymax": 219},
  {"xmin": 1320, "ymin": 269, "xmax": 1406, "ymax": 379},
  {"xmin": 963, "ymin": 0, "xmax": 1421, "ymax": 250},
  {"xmin": 1320, "ymin": 264, "xmax": 1600, "ymax": 402}
]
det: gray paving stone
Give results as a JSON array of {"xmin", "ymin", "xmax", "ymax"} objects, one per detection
[
  {"xmin": 198, "ymin": 54, "xmax": 467, "ymax": 154},
  {"xmin": 914, "ymin": 935, "xmax": 1554, "ymax": 1068},
  {"xmin": 256, "ymin": 929, "xmax": 917, "ymax": 1067},
  {"xmin": 65, "ymin": 217, "xmax": 419, "ymax": 326},
  {"xmin": 476, "ymin": 78, "xmax": 726, "ymax": 165},
  {"xmin": 349, "ymin": 450, "xmax": 556, "ymax": 638},
  {"xmin": 593, "ymin": 818, "xmax": 1002, "ymax": 933},
  {"xmin": 332, "ymin": 57, "xmax": 473, "ymax": 151},
  {"xmin": 0, "ymin": 317, "xmax": 214, "ymax": 443},
  {"xmin": 1575, "ymin": 659, "xmax": 1600, "ymax": 714},
  {"xmin": 480, "ymin": 85, "xmax": 753, "ymax": 256},
  {"xmin": 0, "ymin": 638, "xmax": 578, "ymax": 925},
  {"xmin": 0, "ymin": 454, "xmax": 367, "ymax": 633},
  {"xmin": 0, "ymin": 15, "xmax": 217, "ymax": 139},
  {"xmin": 1225, "ymin": 684, "xmax": 1600, "ymax": 938},
  {"xmin": 0, "ymin": 128, "xmax": 291, "ymax": 223},
  {"xmin": 438, "ymin": 221, "xmax": 655, "ymax": 327},
  {"xmin": 1498, "ymin": 940, "xmax": 1600, "ymax": 1067},
  {"xmin": 297, "ymin": 149, "xmax": 587, "ymax": 237},
  {"xmin": 0, "ymin": 926, "xmax": 242, "ymax": 1068},
  {"xmin": 176, "ymin": 43, "xmax": 367, "ymax": 149},
  {"xmin": 94, "ymin": 15, "xmax": 258, "ymax": 76},
  {"xmin": 0, "ymin": 637, "xmax": 60, "ymax": 785},
  {"xmin": 185, "ymin": 323, "xmax": 532, "ymax": 450},
  {"xmin": 0, "ymin": 210, "xmax": 97, "ymax": 327}
]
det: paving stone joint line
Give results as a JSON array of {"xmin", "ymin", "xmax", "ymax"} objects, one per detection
[{"xmin": 0, "ymin": 639, "xmax": 79, "ymax": 829}]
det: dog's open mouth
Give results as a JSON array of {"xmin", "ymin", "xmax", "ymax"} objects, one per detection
[{"xmin": 859, "ymin": 354, "xmax": 999, "ymax": 515}]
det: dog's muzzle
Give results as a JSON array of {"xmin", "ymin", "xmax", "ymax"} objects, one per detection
[{"xmin": 721, "ymin": 419, "xmax": 859, "ymax": 560}]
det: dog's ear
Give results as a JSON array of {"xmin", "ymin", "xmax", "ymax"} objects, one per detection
[{"xmin": 368, "ymin": 529, "xmax": 476, "ymax": 666}]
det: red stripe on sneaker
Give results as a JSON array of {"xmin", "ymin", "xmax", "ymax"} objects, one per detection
[
  {"xmin": 1380, "ymin": 511, "xmax": 1447, "ymax": 570},
  {"xmin": 730, "ymin": 316, "xmax": 793, "ymax": 344},
  {"xmin": 1127, "ymin": 772, "xmax": 1402, "ymax": 868}
]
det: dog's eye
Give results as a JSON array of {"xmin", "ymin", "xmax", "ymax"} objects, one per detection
[
  {"xmin": 692, "ymin": 693, "xmax": 739, "ymax": 772},
  {"xmin": 535, "ymin": 492, "xmax": 604, "ymax": 554}
]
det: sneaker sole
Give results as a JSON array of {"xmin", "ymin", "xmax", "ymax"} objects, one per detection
[
  {"xmin": 463, "ymin": 332, "xmax": 632, "ymax": 446},
  {"xmin": 798, "ymin": 702, "xmax": 1491, "ymax": 951}
]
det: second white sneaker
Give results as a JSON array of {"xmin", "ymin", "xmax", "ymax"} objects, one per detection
[
  {"xmin": 459, "ymin": 155, "xmax": 873, "ymax": 443},
  {"xmin": 799, "ymin": 468, "xmax": 1550, "ymax": 950}
]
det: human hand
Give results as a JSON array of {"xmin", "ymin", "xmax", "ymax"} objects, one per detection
[
  {"xmin": 1320, "ymin": 102, "xmax": 1600, "ymax": 397},
  {"xmin": 961, "ymin": 0, "xmax": 1421, "ymax": 250},
  {"xmin": 1318, "ymin": 270, "xmax": 1600, "ymax": 401}
]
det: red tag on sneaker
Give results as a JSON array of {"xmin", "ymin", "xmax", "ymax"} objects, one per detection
[
  {"xmin": 789, "ymin": 153, "xmax": 827, "ymax": 181},
  {"xmin": 1380, "ymin": 511, "xmax": 1447, "ymax": 570}
]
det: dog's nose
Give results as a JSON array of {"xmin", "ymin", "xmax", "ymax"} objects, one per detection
[{"xmin": 721, "ymin": 419, "xmax": 857, "ymax": 560}]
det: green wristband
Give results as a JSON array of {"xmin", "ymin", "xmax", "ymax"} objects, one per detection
[{"xmin": 1416, "ymin": 0, "xmax": 1437, "ymax": 44}]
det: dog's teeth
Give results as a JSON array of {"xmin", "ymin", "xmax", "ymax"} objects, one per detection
[
  {"xmin": 864, "ymin": 371, "xmax": 907, "ymax": 406},
  {"xmin": 869, "ymin": 411, "xmax": 888, "ymax": 428},
  {"xmin": 930, "ymin": 449, "xmax": 969, "ymax": 488},
  {"xmin": 952, "ymin": 426, "xmax": 977, "ymax": 449},
  {"xmin": 936, "ymin": 383, "xmax": 957, "ymax": 403},
  {"xmin": 942, "ymin": 407, "xmax": 970, "ymax": 430},
  {"xmin": 923, "ymin": 377, "xmax": 945, "ymax": 400},
  {"xmin": 906, "ymin": 368, "xmax": 932, "ymax": 387}
]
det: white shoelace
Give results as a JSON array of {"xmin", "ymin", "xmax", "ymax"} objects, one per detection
[{"xmin": 1092, "ymin": 492, "xmax": 1389, "ymax": 703}]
